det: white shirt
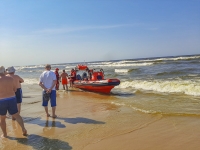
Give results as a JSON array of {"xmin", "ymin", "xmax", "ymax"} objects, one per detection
[{"xmin": 39, "ymin": 70, "xmax": 56, "ymax": 90}]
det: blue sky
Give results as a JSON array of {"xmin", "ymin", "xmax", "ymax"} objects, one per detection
[{"xmin": 0, "ymin": 0, "xmax": 200, "ymax": 66}]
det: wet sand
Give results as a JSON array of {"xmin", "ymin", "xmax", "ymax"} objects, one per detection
[{"xmin": 1, "ymin": 87, "xmax": 200, "ymax": 150}]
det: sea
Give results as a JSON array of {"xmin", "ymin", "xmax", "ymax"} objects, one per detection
[{"xmin": 15, "ymin": 54, "xmax": 200, "ymax": 117}]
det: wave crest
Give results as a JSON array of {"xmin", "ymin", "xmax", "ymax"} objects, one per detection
[{"xmin": 118, "ymin": 80, "xmax": 200, "ymax": 96}]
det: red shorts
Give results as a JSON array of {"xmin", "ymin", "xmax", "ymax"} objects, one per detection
[{"xmin": 62, "ymin": 78, "xmax": 68, "ymax": 85}]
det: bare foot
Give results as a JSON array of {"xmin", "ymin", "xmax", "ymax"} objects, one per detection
[
  {"xmin": 47, "ymin": 114, "xmax": 50, "ymax": 117},
  {"xmin": 52, "ymin": 115, "xmax": 57, "ymax": 118},
  {"xmin": 22, "ymin": 129, "xmax": 28, "ymax": 136},
  {"xmin": 1, "ymin": 134, "xmax": 7, "ymax": 138},
  {"xmin": 6, "ymin": 115, "xmax": 10, "ymax": 118}
]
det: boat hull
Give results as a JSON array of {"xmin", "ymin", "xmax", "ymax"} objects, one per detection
[{"xmin": 73, "ymin": 79, "xmax": 120, "ymax": 94}]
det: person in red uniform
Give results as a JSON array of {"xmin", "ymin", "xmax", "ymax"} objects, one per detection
[
  {"xmin": 69, "ymin": 69, "xmax": 76, "ymax": 88},
  {"xmin": 54, "ymin": 68, "xmax": 60, "ymax": 90}
]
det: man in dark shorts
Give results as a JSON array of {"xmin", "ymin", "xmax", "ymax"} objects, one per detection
[
  {"xmin": 6, "ymin": 66, "xmax": 24, "ymax": 117},
  {"xmin": 0, "ymin": 66, "xmax": 27, "ymax": 138}
]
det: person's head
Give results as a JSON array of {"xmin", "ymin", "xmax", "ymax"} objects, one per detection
[
  {"xmin": 63, "ymin": 70, "xmax": 65, "ymax": 72},
  {"xmin": 45, "ymin": 64, "xmax": 51, "ymax": 70},
  {"xmin": 0, "ymin": 66, "xmax": 5, "ymax": 75},
  {"xmin": 71, "ymin": 69, "xmax": 74, "ymax": 72},
  {"xmin": 6, "ymin": 66, "xmax": 16, "ymax": 74}
]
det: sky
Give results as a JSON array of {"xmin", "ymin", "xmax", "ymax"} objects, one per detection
[{"xmin": 0, "ymin": 0, "xmax": 200, "ymax": 66}]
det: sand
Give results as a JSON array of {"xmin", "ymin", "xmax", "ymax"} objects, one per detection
[{"xmin": 0, "ymin": 87, "xmax": 200, "ymax": 150}]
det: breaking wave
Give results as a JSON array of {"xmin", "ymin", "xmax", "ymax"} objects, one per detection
[
  {"xmin": 117, "ymin": 79, "xmax": 200, "ymax": 96},
  {"xmin": 89, "ymin": 62, "xmax": 154, "ymax": 67}
]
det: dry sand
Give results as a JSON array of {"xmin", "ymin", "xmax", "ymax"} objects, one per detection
[{"xmin": 0, "ymin": 88, "xmax": 200, "ymax": 150}]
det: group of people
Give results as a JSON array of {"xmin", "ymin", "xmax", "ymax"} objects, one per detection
[
  {"xmin": 54, "ymin": 68, "xmax": 76, "ymax": 91},
  {"xmin": 0, "ymin": 66, "xmax": 27, "ymax": 138},
  {"xmin": 0, "ymin": 64, "xmax": 77, "ymax": 138}
]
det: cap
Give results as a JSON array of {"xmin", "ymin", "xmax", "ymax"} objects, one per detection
[
  {"xmin": 6, "ymin": 66, "xmax": 16, "ymax": 73},
  {"xmin": 0, "ymin": 66, "xmax": 5, "ymax": 74},
  {"xmin": 55, "ymin": 68, "xmax": 59, "ymax": 70}
]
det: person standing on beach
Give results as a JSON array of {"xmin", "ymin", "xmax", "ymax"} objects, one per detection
[
  {"xmin": 54, "ymin": 68, "xmax": 60, "ymax": 90},
  {"xmin": 0, "ymin": 66, "xmax": 27, "ymax": 138},
  {"xmin": 39, "ymin": 64, "xmax": 57, "ymax": 118},
  {"xmin": 60, "ymin": 70, "xmax": 68, "ymax": 91},
  {"xmin": 6, "ymin": 66, "xmax": 24, "ymax": 118},
  {"xmin": 69, "ymin": 68, "xmax": 76, "ymax": 88}
]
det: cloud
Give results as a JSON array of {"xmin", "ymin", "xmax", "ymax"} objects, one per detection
[{"xmin": 33, "ymin": 24, "xmax": 140, "ymax": 34}]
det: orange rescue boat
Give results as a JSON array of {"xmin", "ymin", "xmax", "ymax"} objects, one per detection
[{"xmin": 73, "ymin": 64, "xmax": 120, "ymax": 94}]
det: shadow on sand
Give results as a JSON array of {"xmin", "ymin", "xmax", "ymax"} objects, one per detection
[
  {"xmin": 23, "ymin": 117, "xmax": 66, "ymax": 128},
  {"xmin": 7, "ymin": 134, "xmax": 72, "ymax": 150},
  {"xmin": 57, "ymin": 117, "xmax": 105, "ymax": 124}
]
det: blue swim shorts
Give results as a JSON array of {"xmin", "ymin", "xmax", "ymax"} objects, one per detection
[
  {"xmin": 15, "ymin": 88, "xmax": 22, "ymax": 103},
  {"xmin": 42, "ymin": 90, "xmax": 56, "ymax": 107},
  {"xmin": 0, "ymin": 97, "xmax": 18, "ymax": 115}
]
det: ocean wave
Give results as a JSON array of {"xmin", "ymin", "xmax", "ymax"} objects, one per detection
[
  {"xmin": 111, "ymin": 102, "xmax": 200, "ymax": 116},
  {"xmin": 156, "ymin": 71, "xmax": 183, "ymax": 76},
  {"xmin": 114, "ymin": 55, "xmax": 200, "ymax": 64},
  {"xmin": 173, "ymin": 55, "xmax": 200, "ymax": 61},
  {"xmin": 87, "ymin": 55, "xmax": 200, "ymax": 68},
  {"xmin": 89, "ymin": 62, "xmax": 153, "ymax": 67},
  {"xmin": 115, "ymin": 68, "xmax": 139, "ymax": 73},
  {"xmin": 130, "ymin": 106, "xmax": 200, "ymax": 116},
  {"xmin": 115, "ymin": 69, "xmax": 130, "ymax": 73},
  {"xmin": 150, "ymin": 55, "xmax": 200, "ymax": 62},
  {"xmin": 187, "ymin": 74, "xmax": 199, "ymax": 77},
  {"xmin": 88, "ymin": 62, "xmax": 113, "ymax": 65},
  {"xmin": 117, "ymin": 79, "xmax": 200, "ymax": 96},
  {"xmin": 24, "ymin": 78, "xmax": 39, "ymax": 85},
  {"xmin": 112, "ymin": 102, "xmax": 157, "ymax": 114},
  {"xmin": 15, "ymin": 65, "xmax": 45, "ymax": 70}
]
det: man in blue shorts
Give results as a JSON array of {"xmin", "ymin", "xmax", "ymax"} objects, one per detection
[
  {"xmin": 6, "ymin": 66, "xmax": 24, "ymax": 118},
  {"xmin": 0, "ymin": 66, "xmax": 27, "ymax": 138},
  {"xmin": 39, "ymin": 64, "xmax": 57, "ymax": 118}
]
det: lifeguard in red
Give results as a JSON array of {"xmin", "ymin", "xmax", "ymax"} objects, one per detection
[
  {"xmin": 60, "ymin": 70, "xmax": 68, "ymax": 91},
  {"xmin": 54, "ymin": 68, "xmax": 60, "ymax": 90},
  {"xmin": 70, "ymin": 69, "xmax": 76, "ymax": 87}
]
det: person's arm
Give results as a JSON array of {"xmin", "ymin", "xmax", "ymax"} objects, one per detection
[
  {"xmin": 47, "ymin": 80, "xmax": 56, "ymax": 93},
  {"xmin": 39, "ymin": 82, "xmax": 47, "ymax": 91},
  {"xmin": 18, "ymin": 76, "xmax": 24, "ymax": 83},
  {"xmin": 59, "ymin": 73, "xmax": 62, "ymax": 82},
  {"xmin": 12, "ymin": 78, "xmax": 17, "ymax": 92}
]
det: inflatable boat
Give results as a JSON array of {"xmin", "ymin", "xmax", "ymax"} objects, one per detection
[{"xmin": 72, "ymin": 64, "xmax": 120, "ymax": 94}]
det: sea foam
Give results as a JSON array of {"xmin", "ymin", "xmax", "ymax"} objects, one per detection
[
  {"xmin": 24, "ymin": 78, "xmax": 39, "ymax": 85},
  {"xmin": 117, "ymin": 80, "xmax": 200, "ymax": 96},
  {"xmin": 115, "ymin": 69, "xmax": 130, "ymax": 73}
]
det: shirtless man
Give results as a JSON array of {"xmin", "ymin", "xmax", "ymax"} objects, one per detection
[
  {"xmin": 6, "ymin": 66, "xmax": 24, "ymax": 116},
  {"xmin": 60, "ymin": 70, "xmax": 68, "ymax": 91},
  {"xmin": 0, "ymin": 66, "xmax": 27, "ymax": 138}
]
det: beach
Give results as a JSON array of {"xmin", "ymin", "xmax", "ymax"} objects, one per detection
[
  {"xmin": 0, "ymin": 84, "xmax": 200, "ymax": 150},
  {"xmin": 1, "ymin": 55, "xmax": 200, "ymax": 149},
  {"xmin": 1, "ymin": 0, "xmax": 200, "ymax": 149}
]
